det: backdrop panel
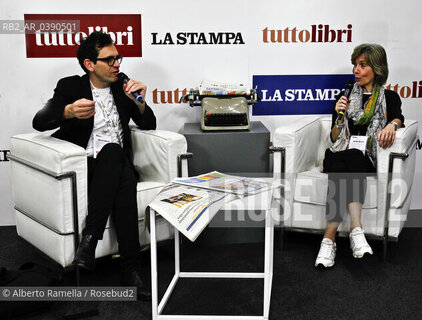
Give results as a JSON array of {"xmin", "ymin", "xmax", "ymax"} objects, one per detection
[{"xmin": 0, "ymin": 0, "xmax": 421, "ymax": 225}]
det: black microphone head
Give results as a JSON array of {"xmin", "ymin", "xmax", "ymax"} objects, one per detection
[
  {"xmin": 345, "ymin": 79, "xmax": 354, "ymax": 89},
  {"xmin": 343, "ymin": 79, "xmax": 354, "ymax": 99},
  {"xmin": 117, "ymin": 72, "xmax": 129, "ymax": 83}
]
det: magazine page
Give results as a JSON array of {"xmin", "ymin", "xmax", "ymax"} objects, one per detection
[
  {"xmin": 173, "ymin": 171, "xmax": 272, "ymax": 196},
  {"xmin": 149, "ymin": 183, "xmax": 238, "ymax": 242}
]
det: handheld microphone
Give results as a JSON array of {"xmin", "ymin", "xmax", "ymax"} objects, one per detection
[
  {"xmin": 338, "ymin": 80, "xmax": 354, "ymax": 120},
  {"xmin": 118, "ymin": 72, "xmax": 144, "ymax": 104}
]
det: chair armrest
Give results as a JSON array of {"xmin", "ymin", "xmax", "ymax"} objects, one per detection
[
  {"xmin": 376, "ymin": 120, "xmax": 418, "ymax": 214},
  {"xmin": 130, "ymin": 128, "xmax": 188, "ymax": 183},
  {"xmin": 273, "ymin": 116, "xmax": 324, "ymax": 174},
  {"xmin": 10, "ymin": 133, "xmax": 87, "ymax": 174},
  {"xmin": 377, "ymin": 120, "xmax": 418, "ymax": 173},
  {"xmin": 9, "ymin": 133, "xmax": 88, "ymax": 235}
]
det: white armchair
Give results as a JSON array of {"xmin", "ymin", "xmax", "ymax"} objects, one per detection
[
  {"xmin": 8, "ymin": 128, "xmax": 190, "ymax": 271},
  {"xmin": 271, "ymin": 116, "xmax": 418, "ymax": 257}
]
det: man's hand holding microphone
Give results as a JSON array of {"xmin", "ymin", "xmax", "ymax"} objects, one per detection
[{"xmin": 63, "ymin": 73, "xmax": 147, "ymax": 120}]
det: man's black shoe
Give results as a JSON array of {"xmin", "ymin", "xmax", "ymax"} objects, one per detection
[
  {"xmin": 71, "ymin": 234, "xmax": 98, "ymax": 270},
  {"xmin": 121, "ymin": 270, "xmax": 151, "ymax": 301}
]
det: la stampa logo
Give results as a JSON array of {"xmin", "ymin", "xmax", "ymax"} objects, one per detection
[{"xmin": 24, "ymin": 14, "xmax": 142, "ymax": 58}]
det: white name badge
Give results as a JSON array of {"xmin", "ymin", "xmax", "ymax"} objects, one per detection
[
  {"xmin": 348, "ymin": 135, "xmax": 368, "ymax": 154},
  {"xmin": 93, "ymin": 133, "xmax": 112, "ymax": 158}
]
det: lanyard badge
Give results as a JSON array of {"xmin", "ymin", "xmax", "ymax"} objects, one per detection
[{"xmin": 90, "ymin": 84, "xmax": 123, "ymax": 147}]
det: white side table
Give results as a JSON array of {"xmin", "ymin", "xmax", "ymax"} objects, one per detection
[{"xmin": 149, "ymin": 186, "xmax": 277, "ymax": 320}]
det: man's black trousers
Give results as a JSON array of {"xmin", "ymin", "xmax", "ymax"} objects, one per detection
[{"xmin": 83, "ymin": 143, "xmax": 140, "ymax": 272}]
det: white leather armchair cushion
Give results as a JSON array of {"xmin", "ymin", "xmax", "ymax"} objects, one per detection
[
  {"xmin": 15, "ymin": 212, "xmax": 78, "ymax": 267},
  {"xmin": 293, "ymin": 170, "xmax": 328, "ymax": 205},
  {"xmin": 316, "ymin": 117, "xmax": 334, "ymax": 168},
  {"xmin": 377, "ymin": 120, "xmax": 418, "ymax": 208},
  {"xmin": 131, "ymin": 128, "xmax": 188, "ymax": 184},
  {"xmin": 293, "ymin": 171, "xmax": 377, "ymax": 208},
  {"xmin": 10, "ymin": 133, "xmax": 88, "ymax": 234},
  {"xmin": 131, "ymin": 128, "xmax": 188, "ymax": 239},
  {"xmin": 16, "ymin": 208, "xmax": 171, "ymax": 267},
  {"xmin": 273, "ymin": 117, "xmax": 326, "ymax": 225},
  {"xmin": 274, "ymin": 117, "xmax": 322, "ymax": 175}
]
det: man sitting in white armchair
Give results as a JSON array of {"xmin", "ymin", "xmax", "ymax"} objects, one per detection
[{"xmin": 32, "ymin": 31, "xmax": 153, "ymax": 300}]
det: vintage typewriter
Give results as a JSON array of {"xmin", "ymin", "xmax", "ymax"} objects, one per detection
[{"xmin": 181, "ymin": 81, "xmax": 259, "ymax": 131}]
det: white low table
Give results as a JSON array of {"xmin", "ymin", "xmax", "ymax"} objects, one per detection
[{"xmin": 149, "ymin": 185, "xmax": 277, "ymax": 320}]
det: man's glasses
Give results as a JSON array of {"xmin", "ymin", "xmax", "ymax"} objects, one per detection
[{"xmin": 96, "ymin": 55, "xmax": 123, "ymax": 66}]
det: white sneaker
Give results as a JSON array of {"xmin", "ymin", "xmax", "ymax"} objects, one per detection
[
  {"xmin": 315, "ymin": 238, "xmax": 336, "ymax": 268},
  {"xmin": 349, "ymin": 226, "xmax": 373, "ymax": 258}
]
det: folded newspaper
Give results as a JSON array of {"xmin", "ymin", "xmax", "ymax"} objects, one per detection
[
  {"xmin": 198, "ymin": 80, "xmax": 249, "ymax": 96},
  {"xmin": 148, "ymin": 172, "xmax": 277, "ymax": 242}
]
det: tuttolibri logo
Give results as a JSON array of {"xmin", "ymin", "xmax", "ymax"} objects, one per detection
[
  {"xmin": 33, "ymin": 26, "xmax": 134, "ymax": 47},
  {"xmin": 262, "ymin": 24, "xmax": 352, "ymax": 43},
  {"xmin": 24, "ymin": 14, "xmax": 142, "ymax": 58},
  {"xmin": 151, "ymin": 32, "xmax": 245, "ymax": 45},
  {"xmin": 253, "ymin": 74, "xmax": 353, "ymax": 116},
  {"xmin": 386, "ymin": 81, "xmax": 422, "ymax": 99},
  {"xmin": 151, "ymin": 88, "xmax": 188, "ymax": 104}
]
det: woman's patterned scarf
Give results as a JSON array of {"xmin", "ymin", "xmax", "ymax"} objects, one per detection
[{"xmin": 330, "ymin": 83, "xmax": 387, "ymax": 166}]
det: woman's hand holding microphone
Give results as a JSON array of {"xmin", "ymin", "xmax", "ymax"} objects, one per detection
[{"xmin": 335, "ymin": 96, "xmax": 351, "ymax": 124}]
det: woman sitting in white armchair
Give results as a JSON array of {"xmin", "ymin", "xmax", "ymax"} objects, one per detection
[{"xmin": 315, "ymin": 43, "xmax": 405, "ymax": 268}]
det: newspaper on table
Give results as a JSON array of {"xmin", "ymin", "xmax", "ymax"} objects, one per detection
[
  {"xmin": 148, "ymin": 172, "xmax": 274, "ymax": 242},
  {"xmin": 173, "ymin": 171, "xmax": 271, "ymax": 195}
]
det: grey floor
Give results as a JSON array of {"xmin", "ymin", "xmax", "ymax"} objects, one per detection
[{"xmin": 1, "ymin": 210, "xmax": 422, "ymax": 319}]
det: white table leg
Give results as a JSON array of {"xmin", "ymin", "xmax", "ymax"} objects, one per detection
[
  {"xmin": 263, "ymin": 208, "xmax": 274, "ymax": 319},
  {"xmin": 150, "ymin": 208, "xmax": 159, "ymax": 320},
  {"xmin": 175, "ymin": 229, "xmax": 180, "ymax": 274}
]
